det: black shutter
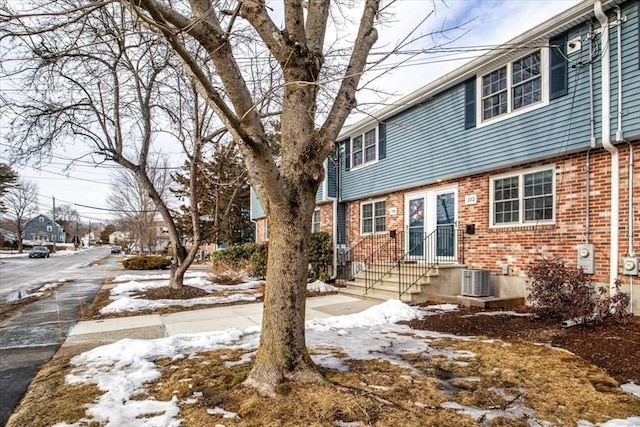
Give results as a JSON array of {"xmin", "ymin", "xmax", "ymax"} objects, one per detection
[
  {"xmin": 549, "ymin": 34, "xmax": 568, "ymax": 100},
  {"xmin": 464, "ymin": 78, "xmax": 476, "ymax": 129},
  {"xmin": 378, "ymin": 122, "xmax": 386, "ymax": 160},
  {"xmin": 342, "ymin": 138, "xmax": 350, "ymax": 171}
]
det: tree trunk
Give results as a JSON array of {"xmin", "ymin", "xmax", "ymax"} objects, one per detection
[
  {"xmin": 169, "ymin": 243, "xmax": 187, "ymax": 289},
  {"xmin": 244, "ymin": 200, "xmax": 323, "ymax": 396}
]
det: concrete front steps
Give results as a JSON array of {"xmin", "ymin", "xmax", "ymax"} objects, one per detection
[
  {"xmin": 337, "ymin": 262, "xmax": 445, "ymax": 304},
  {"xmin": 337, "ymin": 262, "xmax": 525, "ymax": 309}
]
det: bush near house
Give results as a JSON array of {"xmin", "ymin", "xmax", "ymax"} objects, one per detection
[
  {"xmin": 211, "ymin": 242, "xmax": 268, "ymax": 279},
  {"xmin": 526, "ymin": 258, "xmax": 630, "ymax": 323},
  {"xmin": 211, "ymin": 233, "xmax": 333, "ymax": 281},
  {"xmin": 309, "ymin": 232, "xmax": 333, "ymax": 282},
  {"xmin": 122, "ymin": 255, "xmax": 171, "ymax": 270}
]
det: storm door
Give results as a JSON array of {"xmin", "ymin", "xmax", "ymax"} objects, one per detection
[{"xmin": 406, "ymin": 195, "xmax": 426, "ymax": 258}]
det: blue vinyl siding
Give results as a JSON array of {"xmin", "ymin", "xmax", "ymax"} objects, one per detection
[
  {"xmin": 249, "ymin": 187, "xmax": 265, "ymax": 220},
  {"xmin": 341, "ymin": 2, "xmax": 640, "ymax": 201}
]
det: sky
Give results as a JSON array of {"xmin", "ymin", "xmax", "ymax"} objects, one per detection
[
  {"xmin": 1, "ymin": 0, "xmax": 583, "ymax": 226},
  {"xmin": 46, "ymin": 271, "xmax": 640, "ymax": 426}
]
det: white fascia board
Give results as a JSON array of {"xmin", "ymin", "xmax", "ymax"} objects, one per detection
[{"xmin": 338, "ymin": 0, "xmax": 621, "ymax": 140}]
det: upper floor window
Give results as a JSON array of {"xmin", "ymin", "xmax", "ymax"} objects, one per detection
[
  {"xmin": 352, "ymin": 129, "xmax": 376, "ymax": 168},
  {"xmin": 311, "ymin": 209, "xmax": 321, "ymax": 233},
  {"xmin": 38, "ymin": 217, "xmax": 44, "ymax": 223},
  {"xmin": 46, "ymin": 225, "xmax": 52, "ymax": 232},
  {"xmin": 490, "ymin": 166, "xmax": 555, "ymax": 227},
  {"xmin": 361, "ymin": 200, "xmax": 386, "ymax": 234},
  {"xmin": 482, "ymin": 50, "xmax": 542, "ymax": 121}
]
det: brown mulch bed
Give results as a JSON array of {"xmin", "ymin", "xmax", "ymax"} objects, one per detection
[
  {"xmin": 139, "ymin": 285, "xmax": 209, "ymax": 300},
  {"xmin": 403, "ymin": 307, "xmax": 640, "ymax": 385}
]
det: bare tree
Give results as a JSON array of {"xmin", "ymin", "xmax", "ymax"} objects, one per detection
[
  {"xmin": 115, "ymin": 0, "xmax": 383, "ymax": 395},
  {"xmin": 2, "ymin": 179, "xmax": 39, "ymax": 253},
  {"xmin": 107, "ymin": 165, "xmax": 169, "ymax": 254},
  {"xmin": 0, "ymin": 3, "xmax": 201, "ymax": 287},
  {"xmin": 0, "ymin": 0, "xmax": 452, "ymax": 395},
  {"xmin": 53, "ymin": 204, "xmax": 80, "ymax": 244}
]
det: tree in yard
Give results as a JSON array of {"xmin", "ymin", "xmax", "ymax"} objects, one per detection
[
  {"xmin": 107, "ymin": 167, "xmax": 167, "ymax": 254},
  {"xmin": 52, "ymin": 204, "xmax": 81, "ymax": 244},
  {"xmin": 114, "ymin": 0, "xmax": 385, "ymax": 395},
  {"xmin": 2, "ymin": 179, "xmax": 39, "ymax": 253},
  {"xmin": 172, "ymin": 139, "xmax": 253, "ymax": 246},
  {"xmin": 0, "ymin": 163, "xmax": 18, "ymax": 213},
  {"xmin": 1, "ymin": 0, "xmax": 459, "ymax": 396},
  {"xmin": 0, "ymin": 2, "xmax": 214, "ymax": 288},
  {"xmin": 100, "ymin": 224, "xmax": 117, "ymax": 245}
]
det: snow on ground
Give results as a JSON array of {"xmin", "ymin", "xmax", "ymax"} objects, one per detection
[
  {"xmin": 622, "ymin": 383, "xmax": 640, "ymax": 399},
  {"xmin": 307, "ymin": 280, "xmax": 338, "ymax": 293},
  {"xmin": 57, "ymin": 300, "xmax": 640, "ymax": 427},
  {"xmin": 109, "ymin": 271, "xmax": 211, "ymax": 283},
  {"xmin": 100, "ymin": 273, "xmax": 263, "ymax": 315}
]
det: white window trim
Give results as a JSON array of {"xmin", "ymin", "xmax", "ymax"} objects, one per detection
[
  {"xmin": 264, "ymin": 219, "xmax": 269, "ymax": 241},
  {"xmin": 489, "ymin": 165, "xmax": 556, "ymax": 228},
  {"xmin": 360, "ymin": 198, "xmax": 386, "ymax": 235},
  {"xmin": 476, "ymin": 46, "xmax": 549, "ymax": 128},
  {"xmin": 38, "ymin": 217, "xmax": 44, "ymax": 222},
  {"xmin": 311, "ymin": 209, "xmax": 321, "ymax": 233},
  {"xmin": 350, "ymin": 127, "xmax": 378, "ymax": 171}
]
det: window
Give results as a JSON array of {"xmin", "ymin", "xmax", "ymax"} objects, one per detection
[
  {"xmin": 311, "ymin": 209, "xmax": 321, "ymax": 233},
  {"xmin": 491, "ymin": 167, "xmax": 554, "ymax": 226},
  {"xmin": 361, "ymin": 200, "xmax": 386, "ymax": 234},
  {"xmin": 46, "ymin": 225, "xmax": 52, "ymax": 232},
  {"xmin": 38, "ymin": 217, "xmax": 44, "ymax": 223},
  {"xmin": 351, "ymin": 129, "xmax": 376, "ymax": 168},
  {"xmin": 264, "ymin": 219, "xmax": 269, "ymax": 241},
  {"xmin": 481, "ymin": 50, "xmax": 544, "ymax": 122}
]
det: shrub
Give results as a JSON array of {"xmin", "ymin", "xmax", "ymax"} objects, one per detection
[
  {"xmin": 309, "ymin": 232, "xmax": 333, "ymax": 281},
  {"xmin": 212, "ymin": 264, "xmax": 246, "ymax": 285},
  {"xmin": 526, "ymin": 258, "xmax": 630, "ymax": 323},
  {"xmin": 248, "ymin": 243, "xmax": 268, "ymax": 279},
  {"xmin": 123, "ymin": 255, "xmax": 171, "ymax": 270},
  {"xmin": 211, "ymin": 243, "xmax": 257, "ymax": 270}
]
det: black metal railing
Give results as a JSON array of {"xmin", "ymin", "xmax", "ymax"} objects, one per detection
[{"xmin": 336, "ymin": 228, "xmax": 465, "ymax": 297}]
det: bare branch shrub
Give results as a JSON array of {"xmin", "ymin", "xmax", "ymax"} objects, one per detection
[{"xmin": 527, "ymin": 258, "xmax": 631, "ymax": 323}]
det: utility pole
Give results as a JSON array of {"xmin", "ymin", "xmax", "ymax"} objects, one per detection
[{"xmin": 52, "ymin": 196, "xmax": 57, "ymax": 254}]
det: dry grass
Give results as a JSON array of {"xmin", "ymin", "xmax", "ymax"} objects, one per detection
[
  {"xmin": 8, "ymin": 334, "xmax": 640, "ymax": 427},
  {"xmin": 6, "ymin": 354, "xmax": 102, "ymax": 427}
]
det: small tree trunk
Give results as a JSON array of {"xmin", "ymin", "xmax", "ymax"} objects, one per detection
[
  {"xmin": 244, "ymin": 202, "xmax": 324, "ymax": 396},
  {"xmin": 169, "ymin": 244, "xmax": 187, "ymax": 289}
]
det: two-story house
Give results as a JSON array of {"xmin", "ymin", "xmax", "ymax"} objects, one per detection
[
  {"xmin": 251, "ymin": 0, "xmax": 640, "ymax": 315},
  {"xmin": 23, "ymin": 214, "xmax": 66, "ymax": 244}
]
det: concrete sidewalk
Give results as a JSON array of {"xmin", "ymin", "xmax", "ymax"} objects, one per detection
[{"xmin": 65, "ymin": 294, "xmax": 378, "ymax": 350}]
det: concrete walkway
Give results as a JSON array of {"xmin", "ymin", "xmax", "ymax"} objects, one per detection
[{"xmin": 65, "ymin": 294, "xmax": 378, "ymax": 350}]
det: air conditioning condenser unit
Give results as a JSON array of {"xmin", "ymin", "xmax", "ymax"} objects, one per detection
[{"xmin": 461, "ymin": 269, "xmax": 491, "ymax": 297}]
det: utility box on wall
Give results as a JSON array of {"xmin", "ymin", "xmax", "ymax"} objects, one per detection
[
  {"xmin": 577, "ymin": 244, "xmax": 595, "ymax": 275},
  {"xmin": 622, "ymin": 258, "xmax": 639, "ymax": 276}
]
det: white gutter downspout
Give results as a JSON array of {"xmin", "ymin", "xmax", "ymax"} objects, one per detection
[{"xmin": 594, "ymin": 1, "xmax": 619, "ymax": 296}]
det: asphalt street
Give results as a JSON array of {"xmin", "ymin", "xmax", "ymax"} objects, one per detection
[
  {"xmin": 0, "ymin": 251, "xmax": 116, "ymax": 427},
  {"xmin": 0, "ymin": 247, "xmax": 110, "ymax": 302}
]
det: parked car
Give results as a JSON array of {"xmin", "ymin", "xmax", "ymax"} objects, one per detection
[
  {"xmin": 110, "ymin": 245, "xmax": 121, "ymax": 254},
  {"xmin": 29, "ymin": 246, "xmax": 50, "ymax": 258}
]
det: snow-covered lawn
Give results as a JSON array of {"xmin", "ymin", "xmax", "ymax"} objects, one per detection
[
  {"xmin": 54, "ymin": 300, "xmax": 640, "ymax": 427},
  {"xmin": 100, "ymin": 272, "xmax": 264, "ymax": 315},
  {"xmin": 99, "ymin": 273, "xmax": 338, "ymax": 315}
]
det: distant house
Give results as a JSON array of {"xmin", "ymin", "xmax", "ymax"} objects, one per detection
[{"xmin": 23, "ymin": 214, "xmax": 66, "ymax": 244}]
